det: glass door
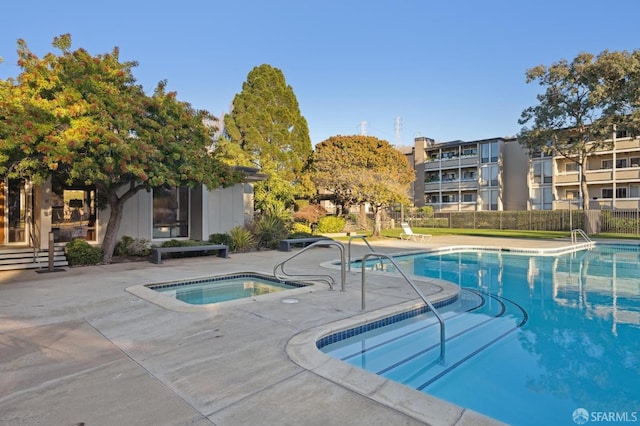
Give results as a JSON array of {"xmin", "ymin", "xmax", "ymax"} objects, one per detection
[{"xmin": 7, "ymin": 179, "xmax": 27, "ymax": 244}]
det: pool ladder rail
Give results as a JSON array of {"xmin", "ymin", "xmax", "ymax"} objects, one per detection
[
  {"xmin": 571, "ymin": 228, "xmax": 592, "ymax": 243},
  {"xmin": 273, "ymin": 235, "xmax": 382, "ymax": 291},
  {"xmin": 274, "ymin": 240, "xmax": 347, "ymax": 291}
]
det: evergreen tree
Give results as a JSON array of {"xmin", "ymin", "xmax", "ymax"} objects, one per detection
[{"xmin": 224, "ymin": 64, "xmax": 314, "ymax": 213}]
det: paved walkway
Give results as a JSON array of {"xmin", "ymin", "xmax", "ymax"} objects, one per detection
[{"xmin": 0, "ymin": 236, "xmax": 581, "ymax": 425}]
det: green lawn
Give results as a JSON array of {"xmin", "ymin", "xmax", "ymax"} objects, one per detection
[{"xmin": 381, "ymin": 227, "xmax": 570, "ymax": 240}]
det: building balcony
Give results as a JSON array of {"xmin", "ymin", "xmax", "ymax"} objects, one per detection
[{"xmin": 612, "ymin": 138, "xmax": 640, "ymax": 151}]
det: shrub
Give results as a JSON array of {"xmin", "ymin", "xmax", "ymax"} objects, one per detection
[
  {"xmin": 209, "ymin": 233, "xmax": 233, "ymax": 246},
  {"xmin": 317, "ymin": 216, "xmax": 346, "ymax": 233},
  {"xmin": 252, "ymin": 214, "xmax": 289, "ymax": 249},
  {"xmin": 114, "ymin": 235, "xmax": 150, "ymax": 257},
  {"xmin": 65, "ymin": 238, "xmax": 102, "ymax": 266},
  {"xmin": 293, "ymin": 204, "xmax": 327, "ymax": 224},
  {"xmin": 288, "ymin": 231, "xmax": 314, "ymax": 239},
  {"xmin": 419, "ymin": 205, "xmax": 434, "ymax": 218},
  {"xmin": 160, "ymin": 239, "xmax": 190, "ymax": 248},
  {"xmin": 227, "ymin": 226, "xmax": 255, "ymax": 252},
  {"xmin": 291, "ymin": 222, "xmax": 312, "ymax": 235}
]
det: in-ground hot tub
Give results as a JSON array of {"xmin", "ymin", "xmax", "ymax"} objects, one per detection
[{"xmin": 126, "ymin": 272, "xmax": 314, "ymax": 312}]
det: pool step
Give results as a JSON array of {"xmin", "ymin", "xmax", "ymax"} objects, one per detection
[
  {"xmin": 384, "ymin": 314, "xmax": 521, "ymax": 390},
  {"xmin": 323, "ymin": 290, "xmax": 526, "ymax": 389}
]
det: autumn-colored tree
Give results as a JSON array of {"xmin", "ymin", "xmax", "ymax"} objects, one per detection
[
  {"xmin": 518, "ymin": 50, "xmax": 640, "ymax": 208},
  {"xmin": 0, "ymin": 35, "xmax": 237, "ymax": 262},
  {"xmin": 223, "ymin": 64, "xmax": 314, "ymax": 212},
  {"xmin": 311, "ymin": 135, "xmax": 415, "ymax": 237},
  {"xmin": 293, "ymin": 203, "xmax": 327, "ymax": 225}
]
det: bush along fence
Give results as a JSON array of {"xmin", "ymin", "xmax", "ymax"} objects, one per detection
[{"xmin": 387, "ymin": 209, "xmax": 640, "ymax": 236}]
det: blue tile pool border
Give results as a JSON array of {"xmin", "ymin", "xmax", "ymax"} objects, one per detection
[{"xmin": 316, "ymin": 294, "xmax": 458, "ymax": 349}]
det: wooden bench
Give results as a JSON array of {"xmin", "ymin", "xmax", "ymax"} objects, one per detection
[
  {"xmin": 279, "ymin": 237, "xmax": 331, "ymax": 252},
  {"xmin": 150, "ymin": 244, "xmax": 228, "ymax": 264}
]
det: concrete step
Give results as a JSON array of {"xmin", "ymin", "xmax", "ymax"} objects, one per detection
[{"xmin": 0, "ymin": 247, "xmax": 68, "ymax": 271}]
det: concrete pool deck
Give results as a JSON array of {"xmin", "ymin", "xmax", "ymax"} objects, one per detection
[{"xmin": 0, "ymin": 236, "xmax": 595, "ymax": 425}]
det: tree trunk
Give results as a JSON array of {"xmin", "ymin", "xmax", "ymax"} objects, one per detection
[
  {"xmin": 99, "ymin": 182, "xmax": 144, "ymax": 263},
  {"xmin": 101, "ymin": 193, "xmax": 125, "ymax": 264},
  {"xmin": 580, "ymin": 169, "xmax": 590, "ymax": 210},
  {"xmin": 373, "ymin": 205, "xmax": 382, "ymax": 237}
]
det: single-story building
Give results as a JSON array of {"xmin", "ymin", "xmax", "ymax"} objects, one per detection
[{"xmin": 0, "ymin": 166, "xmax": 265, "ymax": 269}]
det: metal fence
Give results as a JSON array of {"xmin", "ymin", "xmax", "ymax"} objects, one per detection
[{"xmin": 387, "ymin": 208, "xmax": 640, "ymax": 236}]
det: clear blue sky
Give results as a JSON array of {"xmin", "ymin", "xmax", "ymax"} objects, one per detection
[{"xmin": 2, "ymin": 1, "xmax": 639, "ymax": 146}]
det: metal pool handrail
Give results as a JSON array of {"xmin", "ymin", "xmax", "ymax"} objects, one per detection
[
  {"xmin": 361, "ymin": 252, "xmax": 446, "ymax": 365},
  {"xmin": 274, "ymin": 240, "xmax": 346, "ymax": 291},
  {"xmin": 347, "ymin": 235, "xmax": 383, "ymax": 271},
  {"xmin": 571, "ymin": 228, "xmax": 593, "ymax": 246}
]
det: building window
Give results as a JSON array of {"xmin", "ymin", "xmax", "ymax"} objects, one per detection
[
  {"xmin": 631, "ymin": 157, "xmax": 640, "ymax": 167},
  {"xmin": 543, "ymin": 161, "xmax": 552, "ymax": 183},
  {"xmin": 616, "ymin": 158, "xmax": 628, "ymax": 168},
  {"xmin": 442, "ymin": 172, "xmax": 457, "ymax": 181},
  {"xmin": 631, "ymin": 185, "xmax": 640, "ymax": 198},
  {"xmin": 426, "ymin": 172, "xmax": 440, "ymax": 183},
  {"xmin": 480, "ymin": 165, "xmax": 498, "ymax": 186},
  {"xmin": 153, "ymin": 186, "xmax": 189, "ymax": 239},
  {"xmin": 617, "ymin": 187, "xmax": 627, "ymax": 198},
  {"xmin": 601, "ymin": 187, "xmax": 627, "ymax": 198},
  {"xmin": 51, "ymin": 178, "xmax": 97, "ymax": 243},
  {"xmin": 565, "ymin": 162, "xmax": 579, "ymax": 173},
  {"xmin": 616, "ymin": 128, "xmax": 629, "ymax": 139},
  {"xmin": 428, "ymin": 194, "xmax": 439, "ymax": 203},
  {"xmin": 462, "ymin": 147, "xmax": 477, "ymax": 157},
  {"xmin": 565, "ymin": 190, "xmax": 579, "ymax": 199},
  {"xmin": 462, "ymin": 170, "xmax": 477, "ymax": 180},
  {"xmin": 7, "ymin": 179, "xmax": 27, "ymax": 243},
  {"xmin": 533, "ymin": 162, "xmax": 541, "ymax": 183},
  {"xmin": 462, "ymin": 193, "xmax": 476, "ymax": 202},
  {"xmin": 543, "ymin": 187, "xmax": 553, "ymax": 209},
  {"xmin": 481, "ymin": 141, "xmax": 499, "ymax": 163},
  {"xmin": 480, "ymin": 189, "xmax": 498, "ymax": 210},
  {"xmin": 602, "ymin": 160, "xmax": 613, "ymax": 169}
]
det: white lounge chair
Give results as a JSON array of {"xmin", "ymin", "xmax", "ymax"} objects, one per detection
[{"xmin": 399, "ymin": 222, "xmax": 432, "ymax": 242}]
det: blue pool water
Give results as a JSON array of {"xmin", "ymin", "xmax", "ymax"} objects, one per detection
[
  {"xmin": 149, "ymin": 273, "xmax": 306, "ymax": 304},
  {"xmin": 320, "ymin": 245, "xmax": 640, "ymax": 425}
]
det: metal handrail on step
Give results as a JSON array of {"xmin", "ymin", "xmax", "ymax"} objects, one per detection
[
  {"xmin": 274, "ymin": 240, "xmax": 346, "ymax": 291},
  {"xmin": 347, "ymin": 235, "xmax": 383, "ymax": 271},
  {"xmin": 361, "ymin": 252, "xmax": 446, "ymax": 365},
  {"xmin": 571, "ymin": 228, "xmax": 593, "ymax": 245}
]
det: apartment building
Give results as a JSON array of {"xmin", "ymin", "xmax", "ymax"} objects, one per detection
[
  {"xmin": 409, "ymin": 130, "xmax": 640, "ymax": 212},
  {"xmin": 412, "ymin": 136, "xmax": 528, "ymax": 211},
  {"xmin": 552, "ymin": 130, "xmax": 640, "ymax": 210}
]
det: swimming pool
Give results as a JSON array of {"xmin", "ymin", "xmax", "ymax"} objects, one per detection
[
  {"xmin": 127, "ymin": 273, "xmax": 311, "ymax": 311},
  {"xmin": 320, "ymin": 244, "xmax": 640, "ymax": 425}
]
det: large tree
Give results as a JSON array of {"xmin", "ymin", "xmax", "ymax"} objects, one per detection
[
  {"xmin": 311, "ymin": 135, "xmax": 415, "ymax": 237},
  {"xmin": 518, "ymin": 50, "xmax": 640, "ymax": 208},
  {"xmin": 223, "ymin": 64, "xmax": 314, "ymax": 214},
  {"xmin": 0, "ymin": 35, "xmax": 237, "ymax": 262}
]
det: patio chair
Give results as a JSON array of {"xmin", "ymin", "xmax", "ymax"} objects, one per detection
[{"xmin": 399, "ymin": 222, "xmax": 432, "ymax": 242}]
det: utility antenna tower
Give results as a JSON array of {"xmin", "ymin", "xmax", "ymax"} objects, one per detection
[
  {"xmin": 394, "ymin": 116, "xmax": 402, "ymax": 146},
  {"xmin": 360, "ymin": 121, "xmax": 368, "ymax": 135}
]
